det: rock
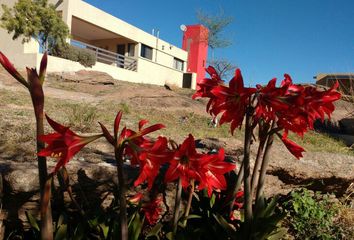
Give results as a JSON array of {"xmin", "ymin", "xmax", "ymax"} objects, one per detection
[
  {"xmin": 3, "ymin": 163, "xmax": 39, "ymax": 193},
  {"xmin": 267, "ymin": 149, "xmax": 354, "ymax": 195},
  {"xmin": 339, "ymin": 118, "xmax": 354, "ymax": 135},
  {"xmin": 49, "ymin": 70, "xmax": 116, "ymax": 85}
]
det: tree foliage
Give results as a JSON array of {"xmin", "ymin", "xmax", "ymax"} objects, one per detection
[
  {"xmin": 208, "ymin": 58, "xmax": 237, "ymax": 80},
  {"xmin": 196, "ymin": 9, "xmax": 236, "ymax": 78},
  {"xmin": 1, "ymin": 0, "xmax": 69, "ymax": 51},
  {"xmin": 196, "ymin": 9, "xmax": 233, "ymax": 50}
]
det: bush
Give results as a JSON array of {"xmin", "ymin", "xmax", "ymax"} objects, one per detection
[
  {"xmin": 283, "ymin": 189, "xmax": 343, "ymax": 240},
  {"xmin": 77, "ymin": 48, "xmax": 97, "ymax": 67},
  {"xmin": 53, "ymin": 44, "xmax": 96, "ymax": 68}
]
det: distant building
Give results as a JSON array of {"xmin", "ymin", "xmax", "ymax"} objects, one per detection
[
  {"xmin": 315, "ymin": 73, "xmax": 354, "ymax": 95},
  {"xmin": 182, "ymin": 25, "xmax": 209, "ymax": 85},
  {"xmin": 0, "ymin": 0, "xmax": 209, "ymax": 89}
]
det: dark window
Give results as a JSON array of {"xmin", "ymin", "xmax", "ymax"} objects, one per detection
[
  {"xmin": 173, "ymin": 58, "xmax": 184, "ymax": 71},
  {"xmin": 140, "ymin": 44, "xmax": 153, "ymax": 60},
  {"xmin": 128, "ymin": 43, "xmax": 135, "ymax": 57}
]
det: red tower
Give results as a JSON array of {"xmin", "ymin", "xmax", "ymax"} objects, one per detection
[{"xmin": 182, "ymin": 24, "xmax": 209, "ymax": 85}]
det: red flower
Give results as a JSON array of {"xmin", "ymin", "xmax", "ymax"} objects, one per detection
[
  {"xmin": 278, "ymin": 132, "xmax": 305, "ymax": 159},
  {"xmin": 0, "ymin": 51, "xmax": 28, "ymax": 88},
  {"xmin": 128, "ymin": 193, "xmax": 144, "ymax": 204},
  {"xmin": 192, "ymin": 66, "xmax": 224, "ymax": 111},
  {"xmin": 256, "ymin": 75, "xmax": 341, "ymax": 137},
  {"xmin": 38, "ymin": 115, "xmax": 102, "ymax": 173},
  {"xmin": 165, "ymin": 134, "xmax": 235, "ymax": 195},
  {"xmin": 209, "ymin": 69, "xmax": 256, "ymax": 134},
  {"xmin": 197, "ymin": 148, "xmax": 236, "ymax": 196},
  {"xmin": 165, "ymin": 134, "xmax": 204, "ymax": 189},
  {"xmin": 134, "ymin": 136, "xmax": 174, "ymax": 189},
  {"xmin": 141, "ymin": 196, "xmax": 163, "ymax": 225},
  {"xmin": 99, "ymin": 111, "xmax": 165, "ymax": 164},
  {"xmin": 255, "ymin": 76, "xmax": 292, "ymax": 122}
]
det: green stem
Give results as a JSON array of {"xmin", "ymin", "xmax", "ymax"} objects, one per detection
[
  {"xmin": 255, "ymin": 132, "xmax": 275, "ymax": 209},
  {"xmin": 243, "ymin": 107, "xmax": 254, "ymax": 234},
  {"xmin": 36, "ymin": 110, "xmax": 53, "ymax": 240},
  {"xmin": 250, "ymin": 138, "xmax": 267, "ymax": 194},
  {"xmin": 115, "ymin": 145, "xmax": 128, "ymax": 240},
  {"xmin": 226, "ymin": 161, "xmax": 243, "ymax": 216},
  {"xmin": 172, "ymin": 178, "xmax": 182, "ymax": 238},
  {"xmin": 182, "ymin": 179, "xmax": 195, "ymax": 227}
]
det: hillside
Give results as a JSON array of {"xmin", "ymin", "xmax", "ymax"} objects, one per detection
[{"xmin": 0, "ymin": 67, "xmax": 354, "ymax": 238}]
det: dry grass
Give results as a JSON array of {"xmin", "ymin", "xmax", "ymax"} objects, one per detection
[{"xmin": 289, "ymin": 131, "xmax": 354, "ymax": 156}]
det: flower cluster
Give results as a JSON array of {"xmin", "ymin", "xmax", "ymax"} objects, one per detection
[
  {"xmin": 193, "ymin": 66, "xmax": 341, "ymax": 159},
  {"xmin": 39, "ymin": 112, "xmax": 235, "ymax": 196}
]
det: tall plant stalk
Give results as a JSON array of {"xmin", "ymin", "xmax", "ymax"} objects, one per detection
[
  {"xmin": 36, "ymin": 113, "xmax": 53, "ymax": 240},
  {"xmin": 227, "ymin": 162, "xmax": 243, "ymax": 215},
  {"xmin": 250, "ymin": 138, "xmax": 266, "ymax": 195},
  {"xmin": 172, "ymin": 178, "xmax": 182, "ymax": 237},
  {"xmin": 182, "ymin": 179, "xmax": 195, "ymax": 227},
  {"xmin": 255, "ymin": 132, "xmax": 275, "ymax": 208},
  {"xmin": 243, "ymin": 108, "xmax": 254, "ymax": 228},
  {"xmin": 115, "ymin": 146, "xmax": 128, "ymax": 240}
]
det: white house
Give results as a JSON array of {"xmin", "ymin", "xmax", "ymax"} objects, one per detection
[{"xmin": 0, "ymin": 0, "xmax": 197, "ymax": 89}]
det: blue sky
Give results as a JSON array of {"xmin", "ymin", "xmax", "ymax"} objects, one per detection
[{"xmin": 86, "ymin": 0, "xmax": 354, "ymax": 85}]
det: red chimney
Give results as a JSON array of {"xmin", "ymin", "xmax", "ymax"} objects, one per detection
[{"xmin": 182, "ymin": 25, "xmax": 209, "ymax": 85}]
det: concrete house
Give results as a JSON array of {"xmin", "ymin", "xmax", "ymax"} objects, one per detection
[
  {"xmin": 315, "ymin": 73, "xmax": 354, "ymax": 96},
  {"xmin": 0, "ymin": 0, "xmax": 208, "ymax": 89}
]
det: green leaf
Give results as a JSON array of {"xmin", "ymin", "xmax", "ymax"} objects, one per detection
[
  {"xmin": 25, "ymin": 211, "xmax": 40, "ymax": 232},
  {"xmin": 73, "ymin": 223, "xmax": 85, "ymax": 240},
  {"xmin": 128, "ymin": 213, "xmax": 143, "ymax": 240},
  {"xmin": 57, "ymin": 214, "xmax": 65, "ymax": 229},
  {"xmin": 212, "ymin": 213, "xmax": 236, "ymax": 236},
  {"xmin": 187, "ymin": 214, "xmax": 202, "ymax": 220},
  {"xmin": 209, "ymin": 193, "xmax": 216, "ymax": 208},
  {"xmin": 267, "ymin": 227, "xmax": 288, "ymax": 240},
  {"xmin": 99, "ymin": 223, "xmax": 109, "ymax": 239},
  {"xmin": 166, "ymin": 232, "xmax": 173, "ymax": 240},
  {"xmin": 54, "ymin": 224, "xmax": 67, "ymax": 240},
  {"xmin": 146, "ymin": 223, "xmax": 162, "ymax": 239}
]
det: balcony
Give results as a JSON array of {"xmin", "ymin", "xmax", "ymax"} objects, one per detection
[{"xmin": 70, "ymin": 39, "xmax": 137, "ymax": 71}]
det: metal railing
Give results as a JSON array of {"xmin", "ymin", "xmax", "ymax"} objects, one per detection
[{"xmin": 70, "ymin": 39, "xmax": 137, "ymax": 71}]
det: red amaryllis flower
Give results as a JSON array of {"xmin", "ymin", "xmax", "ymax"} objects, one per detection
[
  {"xmin": 165, "ymin": 134, "xmax": 204, "ymax": 189},
  {"xmin": 255, "ymin": 76, "xmax": 292, "ymax": 122},
  {"xmin": 278, "ymin": 132, "xmax": 305, "ymax": 159},
  {"xmin": 141, "ymin": 196, "xmax": 163, "ymax": 225},
  {"xmin": 38, "ymin": 115, "xmax": 102, "ymax": 173},
  {"xmin": 99, "ymin": 111, "xmax": 165, "ymax": 164},
  {"xmin": 0, "ymin": 51, "xmax": 28, "ymax": 88},
  {"xmin": 192, "ymin": 66, "xmax": 224, "ymax": 111},
  {"xmin": 197, "ymin": 148, "xmax": 236, "ymax": 196},
  {"xmin": 209, "ymin": 69, "xmax": 257, "ymax": 134},
  {"xmin": 128, "ymin": 193, "xmax": 144, "ymax": 204},
  {"xmin": 134, "ymin": 136, "xmax": 174, "ymax": 189}
]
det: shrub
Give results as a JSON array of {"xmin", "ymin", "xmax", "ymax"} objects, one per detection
[
  {"xmin": 283, "ymin": 189, "xmax": 342, "ymax": 240},
  {"xmin": 54, "ymin": 44, "xmax": 96, "ymax": 67},
  {"xmin": 77, "ymin": 48, "xmax": 97, "ymax": 67}
]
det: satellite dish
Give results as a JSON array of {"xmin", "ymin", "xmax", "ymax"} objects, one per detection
[{"xmin": 180, "ymin": 24, "xmax": 187, "ymax": 32}]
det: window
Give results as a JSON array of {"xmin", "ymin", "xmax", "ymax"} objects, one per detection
[
  {"xmin": 128, "ymin": 43, "xmax": 135, "ymax": 57},
  {"xmin": 140, "ymin": 44, "xmax": 153, "ymax": 60},
  {"xmin": 173, "ymin": 58, "xmax": 184, "ymax": 71}
]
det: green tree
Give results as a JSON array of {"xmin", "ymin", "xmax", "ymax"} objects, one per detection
[
  {"xmin": 196, "ymin": 9, "xmax": 233, "ymax": 51},
  {"xmin": 196, "ymin": 9, "xmax": 236, "ymax": 79},
  {"xmin": 1, "ymin": 0, "xmax": 69, "ymax": 51}
]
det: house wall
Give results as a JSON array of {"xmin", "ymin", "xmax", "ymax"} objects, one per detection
[
  {"xmin": 35, "ymin": 53, "xmax": 185, "ymax": 87},
  {"xmin": 0, "ymin": 0, "xmax": 40, "ymax": 67},
  {"xmin": 59, "ymin": 0, "xmax": 188, "ymax": 66},
  {"xmin": 1, "ymin": 0, "xmax": 195, "ymax": 89}
]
